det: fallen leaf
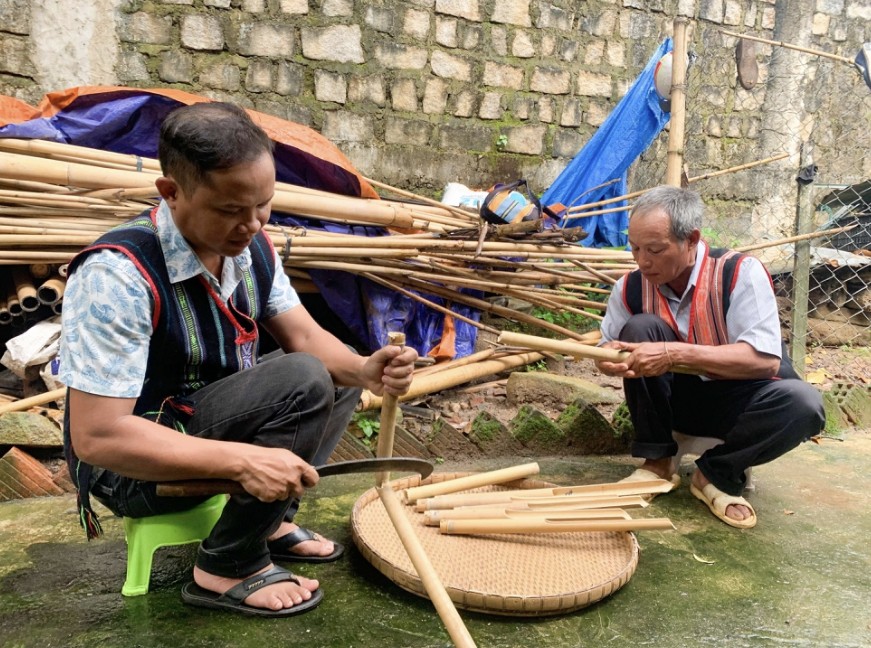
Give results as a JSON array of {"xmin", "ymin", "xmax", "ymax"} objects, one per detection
[
  {"xmin": 805, "ymin": 369, "xmax": 829, "ymax": 384},
  {"xmin": 804, "ymin": 355, "xmax": 814, "ymax": 366},
  {"xmin": 692, "ymin": 553, "xmax": 715, "ymax": 564}
]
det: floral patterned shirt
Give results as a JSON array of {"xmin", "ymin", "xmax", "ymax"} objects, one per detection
[{"xmin": 59, "ymin": 200, "xmax": 300, "ymax": 398}]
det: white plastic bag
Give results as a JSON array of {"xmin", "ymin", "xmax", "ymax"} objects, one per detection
[{"xmin": 1, "ymin": 317, "xmax": 62, "ymax": 379}]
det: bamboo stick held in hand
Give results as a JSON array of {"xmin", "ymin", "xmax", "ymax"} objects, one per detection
[
  {"xmin": 375, "ymin": 331, "xmax": 405, "ymax": 486},
  {"xmin": 497, "ymin": 330, "xmax": 698, "ymax": 375}
]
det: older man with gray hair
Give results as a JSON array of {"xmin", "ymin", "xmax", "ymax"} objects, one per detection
[{"xmin": 596, "ymin": 186, "xmax": 824, "ymax": 529}]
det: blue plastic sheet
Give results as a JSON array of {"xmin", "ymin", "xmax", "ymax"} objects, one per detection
[{"xmin": 542, "ymin": 39, "xmax": 673, "ymax": 248}]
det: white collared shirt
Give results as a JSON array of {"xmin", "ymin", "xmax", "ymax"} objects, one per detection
[{"xmin": 600, "ymin": 241, "xmax": 783, "ymax": 358}]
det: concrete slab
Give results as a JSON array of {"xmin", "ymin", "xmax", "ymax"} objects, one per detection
[{"xmin": 1, "ymin": 432, "xmax": 869, "ymax": 648}]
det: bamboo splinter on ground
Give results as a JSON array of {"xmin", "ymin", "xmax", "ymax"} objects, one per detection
[{"xmin": 375, "ymin": 331, "xmax": 477, "ymax": 648}]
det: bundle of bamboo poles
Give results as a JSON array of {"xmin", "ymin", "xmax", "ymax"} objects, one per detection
[
  {"xmin": 0, "ymin": 137, "xmax": 856, "ymax": 412},
  {"xmin": 0, "ymin": 137, "xmax": 633, "ymax": 339}
]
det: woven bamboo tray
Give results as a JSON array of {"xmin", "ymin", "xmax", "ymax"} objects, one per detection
[{"xmin": 351, "ymin": 472, "xmax": 639, "ymax": 617}]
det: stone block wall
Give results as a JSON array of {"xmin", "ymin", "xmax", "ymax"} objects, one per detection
[{"xmin": 0, "ymin": 0, "xmax": 868, "ymax": 236}]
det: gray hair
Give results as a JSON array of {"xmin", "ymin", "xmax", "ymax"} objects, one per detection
[{"xmin": 631, "ymin": 186, "xmax": 703, "ymax": 241}]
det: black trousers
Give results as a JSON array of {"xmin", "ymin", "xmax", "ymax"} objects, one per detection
[
  {"xmin": 619, "ymin": 315, "xmax": 825, "ymax": 495},
  {"xmin": 91, "ymin": 352, "xmax": 361, "ymax": 578}
]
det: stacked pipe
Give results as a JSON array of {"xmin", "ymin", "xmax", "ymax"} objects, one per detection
[{"xmin": 0, "ymin": 264, "xmax": 65, "ymax": 325}]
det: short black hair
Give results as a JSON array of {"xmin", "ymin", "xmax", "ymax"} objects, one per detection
[{"xmin": 158, "ymin": 102, "xmax": 274, "ymax": 194}]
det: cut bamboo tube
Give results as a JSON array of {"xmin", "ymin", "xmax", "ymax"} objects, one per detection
[
  {"xmin": 0, "ymin": 387, "xmax": 66, "ymax": 415},
  {"xmin": 416, "ymin": 480, "xmax": 675, "ymax": 511},
  {"xmin": 358, "ymin": 350, "xmax": 543, "ymax": 411},
  {"xmin": 497, "ymin": 330, "xmax": 698, "ymax": 374},
  {"xmin": 439, "ymin": 517, "xmax": 675, "ymax": 535},
  {"xmin": 12, "ymin": 266, "xmax": 39, "ymax": 312},
  {"xmin": 423, "ymin": 507, "xmax": 631, "ymax": 526},
  {"xmin": 37, "ymin": 275, "xmax": 66, "ymax": 305},
  {"xmin": 500, "ymin": 494, "xmax": 649, "ymax": 509},
  {"xmin": 378, "ymin": 485, "xmax": 477, "ymax": 648},
  {"xmin": 28, "ymin": 263, "xmax": 52, "ymax": 279},
  {"xmin": 401, "ymin": 462, "xmax": 540, "ymax": 504},
  {"xmin": 6, "ymin": 284, "xmax": 22, "ymax": 316},
  {"xmin": 375, "ymin": 331, "xmax": 405, "ymax": 485},
  {"xmin": 498, "ymin": 331, "xmax": 625, "ymax": 362}
]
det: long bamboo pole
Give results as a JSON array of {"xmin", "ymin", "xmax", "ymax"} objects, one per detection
[
  {"xmin": 719, "ymin": 28, "xmax": 854, "ymax": 64},
  {"xmin": 565, "ymin": 153, "xmax": 791, "ymax": 215},
  {"xmin": 377, "ymin": 486, "xmax": 477, "ymax": 647},
  {"xmin": 358, "ymin": 350, "xmax": 543, "ymax": 411},
  {"xmin": 363, "ymin": 176, "xmax": 478, "ymax": 223},
  {"xmin": 665, "ymin": 18, "xmax": 689, "ymax": 186},
  {"xmin": 375, "ymin": 333, "xmax": 477, "ymax": 648},
  {"xmin": 415, "ymin": 480, "xmax": 675, "ymax": 511},
  {"xmin": 423, "ymin": 506, "xmax": 632, "ymax": 526}
]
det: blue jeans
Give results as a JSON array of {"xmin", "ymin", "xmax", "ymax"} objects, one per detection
[{"xmin": 91, "ymin": 351, "xmax": 361, "ymax": 578}]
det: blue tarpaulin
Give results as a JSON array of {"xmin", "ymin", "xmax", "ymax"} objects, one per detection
[{"xmin": 542, "ymin": 39, "xmax": 673, "ymax": 248}]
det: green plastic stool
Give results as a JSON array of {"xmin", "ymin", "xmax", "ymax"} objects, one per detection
[{"xmin": 121, "ymin": 495, "xmax": 228, "ymax": 597}]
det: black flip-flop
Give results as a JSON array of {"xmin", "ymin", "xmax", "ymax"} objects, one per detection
[
  {"xmin": 268, "ymin": 527, "xmax": 345, "ymax": 563},
  {"xmin": 181, "ymin": 565, "xmax": 323, "ymax": 617}
]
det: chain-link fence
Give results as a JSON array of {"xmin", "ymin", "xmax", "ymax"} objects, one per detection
[{"xmin": 628, "ymin": 21, "xmax": 871, "ymax": 368}]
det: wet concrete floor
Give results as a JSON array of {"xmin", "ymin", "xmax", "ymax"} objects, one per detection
[{"xmin": 1, "ymin": 432, "xmax": 869, "ymax": 648}]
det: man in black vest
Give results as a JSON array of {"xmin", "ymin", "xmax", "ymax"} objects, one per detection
[
  {"xmin": 595, "ymin": 186, "xmax": 824, "ymax": 529},
  {"xmin": 60, "ymin": 102, "xmax": 418, "ymax": 616}
]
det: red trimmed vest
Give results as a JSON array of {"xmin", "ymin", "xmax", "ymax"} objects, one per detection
[
  {"xmin": 622, "ymin": 246, "xmax": 750, "ymax": 345},
  {"xmin": 63, "ymin": 208, "xmax": 276, "ymax": 537}
]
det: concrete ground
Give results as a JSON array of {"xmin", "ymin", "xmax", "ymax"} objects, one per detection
[{"xmin": 1, "ymin": 432, "xmax": 869, "ymax": 648}]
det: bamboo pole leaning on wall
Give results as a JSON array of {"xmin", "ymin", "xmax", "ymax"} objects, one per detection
[{"xmin": 665, "ymin": 17, "xmax": 689, "ymax": 186}]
